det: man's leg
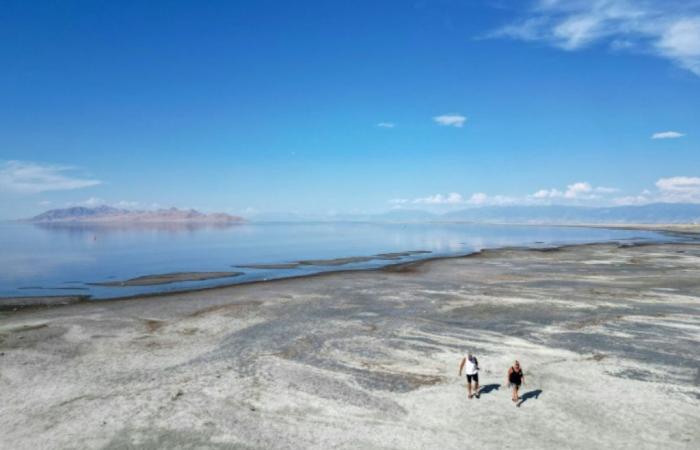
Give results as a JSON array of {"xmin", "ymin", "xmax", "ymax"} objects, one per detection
[
  {"xmin": 467, "ymin": 377, "xmax": 473, "ymax": 398},
  {"xmin": 474, "ymin": 375, "xmax": 480, "ymax": 396}
]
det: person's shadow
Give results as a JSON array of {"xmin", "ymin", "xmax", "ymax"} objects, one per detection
[
  {"xmin": 477, "ymin": 384, "xmax": 500, "ymax": 395},
  {"xmin": 517, "ymin": 389, "xmax": 543, "ymax": 407}
]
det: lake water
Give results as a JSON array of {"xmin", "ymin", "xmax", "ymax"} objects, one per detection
[{"xmin": 0, "ymin": 221, "xmax": 682, "ymax": 299}]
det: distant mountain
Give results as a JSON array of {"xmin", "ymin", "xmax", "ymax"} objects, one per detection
[
  {"xmin": 441, "ymin": 203, "xmax": 700, "ymax": 224},
  {"xmin": 32, "ymin": 203, "xmax": 699, "ymax": 225},
  {"xmin": 250, "ymin": 204, "xmax": 700, "ymax": 224},
  {"xmin": 248, "ymin": 209, "xmax": 438, "ymax": 223},
  {"xmin": 29, "ymin": 206, "xmax": 245, "ymax": 224}
]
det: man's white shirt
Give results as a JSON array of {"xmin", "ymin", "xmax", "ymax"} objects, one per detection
[{"xmin": 464, "ymin": 357, "xmax": 478, "ymax": 375}]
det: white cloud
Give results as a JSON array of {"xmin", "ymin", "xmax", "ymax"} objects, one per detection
[
  {"xmin": 564, "ymin": 181, "xmax": 593, "ymax": 198},
  {"xmin": 433, "ymin": 114, "xmax": 467, "ymax": 128},
  {"xmin": 467, "ymin": 192, "xmax": 517, "ymax": 205},
  {"xmin": 390, "ymin": 177, "xmax": 700, "ymax": 209},
  {"xmin": 0, "ymin": 160, "xmax": 101, "ymax": 194},
  {"xmin": 595, "ymin": 186, "xmax": 619, "ymax": 194},
  {"xmin": 656, "ymin": 17, "xmax": 700, "ymax": 75},
  {"xmin": 488, "ymin": 0, "xmax": 700, "ymax": 76},
  {"xmin": 468, "ymin": 192, "xmax": 489, "ymax": 205},
  {"xmin": 377, "ymin": 122, "xmax": 396, "ymax": 128},
  {"xmin": 79, "ymin": 197, "xmax": 105, "ymax": 207},
  {"xmin": 413, "ymin": 192, "xmax": 465, "ymax": 205},
  {"xmin": 651, "ymin": 131, "xmax": 685, "ymax": 139},
  {"xmin": 533, "ymin": 188, "xmax": 563, "ymax": 198},
  {"xmin": 532, "ymin": 181, "xmax": 618, "ymax": 200},
  {"xmin": 613, "ymin": 177, "xmax": 700, "ymax": 204},
  {"xmin": 114, "ymin": 200, "xmax": 140, "ymax": 209},
  {"xmin": 655, "ymin": 176, "xmax": 700, "ymax": 202},
  {"xmin": 395, "ymin": 192, "xmax": 517, "ymax": 206},
  {"xmin": 656, "ymin": 176, "xmax": 700, "ymax": 192}
]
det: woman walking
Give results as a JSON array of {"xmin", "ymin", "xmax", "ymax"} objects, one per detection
[{"xmin": 507, "ymin": 360, "xmax": 524, "ymax": 404}]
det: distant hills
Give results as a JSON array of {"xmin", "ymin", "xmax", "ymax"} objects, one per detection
[
  {"xmin": 29, "ymin": 206, "xmax": 245, "ymax": 224},
  {"xmin": 247, "ymin": 203, "xmax": 700, "ymax": 224},
  {"xmin": 439, "ymin": 203, "xmax": 700, "ymax": 224}
]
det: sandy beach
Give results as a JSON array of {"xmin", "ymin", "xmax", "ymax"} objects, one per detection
[{"xmin": 1, "ymin": 242, "xmax": 699, "ymax": 449}]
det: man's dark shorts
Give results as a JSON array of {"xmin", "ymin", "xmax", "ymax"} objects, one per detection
[{"xmin": 466, "ymin": 373, "xmax": 479, "ymax": 383}]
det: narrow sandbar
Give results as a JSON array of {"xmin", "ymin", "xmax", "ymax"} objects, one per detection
[
  {"xmin": 89, "ymin": 271, "xmax": 243, "ymax": 287},
  {"xmin": 238, "ymin": 250, "xmax": 433, "ymax": 269}
]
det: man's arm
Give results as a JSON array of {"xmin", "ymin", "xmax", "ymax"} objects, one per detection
[{"xmin": 458, "ymin": 358, "xmax": 465, "ymax": 376}]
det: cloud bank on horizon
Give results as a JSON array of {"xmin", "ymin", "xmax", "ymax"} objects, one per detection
[
  {"xmin": 390, "ymin": 177, "xmax": 700, "ymax": 208},
  {"xmin": 4, "ymin": 157, "xmax": 700, "ymax": 215},
  {"xmin": 488, "ymin": 0, "xmax": 700, "ymax": 76}
]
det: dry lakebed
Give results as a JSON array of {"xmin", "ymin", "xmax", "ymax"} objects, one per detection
[{"xmin": 1, "ymin": 241, "xmax": 699, "ymax": 449}]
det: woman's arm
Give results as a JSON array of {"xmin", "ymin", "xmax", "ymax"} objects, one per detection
[{"xmin": 458, "ymin": 358, "xmax": 465, "ymax": 376}]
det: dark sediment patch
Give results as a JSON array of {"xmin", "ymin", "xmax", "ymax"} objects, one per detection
[
  {"xmin": 0, "ymin": 295, "xmax": 89, "ymax": 311},
  {"xmin": 373, "ymin": 250, "xmax": 432, "ymax": 259},
  {"xmin": 18, "ymin": 286, "xmax": 89, "ymax": 291},
  {"xmin": 144, "ymin": 319, "xmax": 167, "ymax": 333},
  {"xmin": 296, "ymin": 256, "xmax": 380, "ymax": 266},
  {"xmin": 89, "ymin": 271, "xmax": 244, "ymax": 287},
  {"xmin": 0, "ymin": 323, "xmax": 70, "ymax": 351},
  {"xmin": 238, "ymin": 250, "xmax": 432, "ymax": 269},
  {"xmin": 186, "ymin": 301, "xmax": 263, "ymax": 318},
  {"xmin": 236, "ymin": 263, "xmax": 301, "ymax": 269}
]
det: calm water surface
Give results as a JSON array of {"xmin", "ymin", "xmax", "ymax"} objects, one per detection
[{"xmin": 0, "ymin": 222, "xmax": 680, "ymax": 299}]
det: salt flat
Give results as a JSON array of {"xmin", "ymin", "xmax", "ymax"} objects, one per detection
[{"xmin": 1, "ymin": 243, "xmax": 699, "ymax": 449}]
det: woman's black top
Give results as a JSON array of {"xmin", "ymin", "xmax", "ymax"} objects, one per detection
[{"xmin": 509, "ymin": 367, "xmax": 523, "ymax": 385}]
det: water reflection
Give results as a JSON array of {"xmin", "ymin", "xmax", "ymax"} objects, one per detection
[
  {"xmin": 0, "ymin": 222, "xmax": 680, "ymax": 299},
  {"xmin": 33, "ymin": 221, "xmax": 241, "ymax": 235}
]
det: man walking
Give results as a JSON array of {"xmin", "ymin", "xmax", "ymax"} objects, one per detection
[{"xmin": 458, "ymin": 352, "xmax": 480, "ymax": 399}]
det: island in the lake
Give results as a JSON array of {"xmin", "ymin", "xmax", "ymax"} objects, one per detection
[{"xmin": 26, "ymin": 205, "xmax": 245, "ymax": 224}]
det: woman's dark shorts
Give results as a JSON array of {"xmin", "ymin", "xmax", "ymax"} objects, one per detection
[{"xmin": 466, "ymin": 373, "xmax": 479, "ymax": 383}]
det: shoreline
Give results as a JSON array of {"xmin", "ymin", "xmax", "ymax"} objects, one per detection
[
  {"xmin": 0, "ymin": 241, "xmax": 657, "ymax": 309},
  {"xmin": 1, "ymin": 229, "xmax": 695, "ymax": 310},
  {"xmin": 1, "ymin": 239, "xmax": 698, "ymax": 448}
]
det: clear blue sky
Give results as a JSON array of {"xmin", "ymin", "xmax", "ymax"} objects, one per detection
[{"xmin": 1, "ymin": 0, "xmax": 698, "ymax": 219}]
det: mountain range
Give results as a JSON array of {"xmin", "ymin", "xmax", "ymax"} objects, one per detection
[{"xmin": 26, "ymin": 203, "xmax": 700, "ymax": 225}]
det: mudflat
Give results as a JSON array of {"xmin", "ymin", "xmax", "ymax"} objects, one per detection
[
  {"xmin": 89, "ymin": 271, "xmax": 244, "ymax": 287},
  {"xmin": 1, "ymin": 242, "xmax": 699, "ymax": 449}
]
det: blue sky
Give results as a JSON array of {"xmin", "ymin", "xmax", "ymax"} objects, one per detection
[{"xmin": 1, "ymin": 0, "xmax": 699, "ymax": 219}]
